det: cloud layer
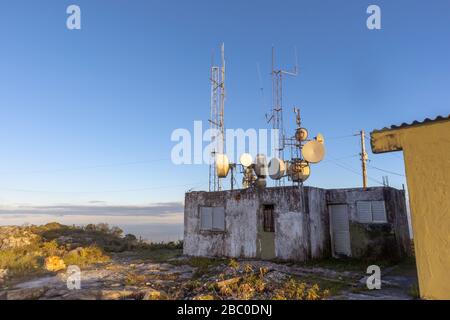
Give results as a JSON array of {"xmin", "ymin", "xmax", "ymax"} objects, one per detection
[{"xmin": 0, "ymin": 202, "xmax": 184, "ymax": 217}]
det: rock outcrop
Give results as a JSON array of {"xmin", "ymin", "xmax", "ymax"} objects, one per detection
[{"xmin": 0, "ymin": 226, "xmax": 40, "ymax": 250}]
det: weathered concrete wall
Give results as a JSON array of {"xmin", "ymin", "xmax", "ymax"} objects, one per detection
[
  {"xmin": 183, "ymin": 189, "xmax": 258, "ymax": 258},
  {"xmin": 184, "ymin": 186, "xmax": 330, "ymax": 261},
  {"xmin": 184, "ymin": 186, "xmax": 407, "ymax": 262},
  {"xmin": 308, "ymin": 187, "xmax": 331, "ymax": 259},
  {"xmin": 327, "ymin": 187, "xmax": 410, "ymax": 260}
]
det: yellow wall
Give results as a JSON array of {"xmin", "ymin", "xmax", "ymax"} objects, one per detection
[{"xmin": 371, "ymin": 119, "xmax": 450, "ymax": 299}]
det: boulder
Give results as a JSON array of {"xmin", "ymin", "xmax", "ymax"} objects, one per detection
[
  {"xmin": 142, "ymin": 288, "xmax": 168, "ymax": 300},
  {"xmin": 216, "ymin": 277, "xmax": 241, "ymax": 290},
  {"xmin": 100, "ymin": 289, "xmax": 134, "ymax": 300},
  {"xmin": 0, "ymin": 269, "xmax": 8, "ymax": 283},
  {"xmin": 7, "ymin": 287, "xmax": 47, "ymax": 300},
  {"xmin": 0, "ymin": 226, "xmax": 40, "ymax": 250}
]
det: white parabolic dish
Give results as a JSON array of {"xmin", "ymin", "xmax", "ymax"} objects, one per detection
[
  {"xmin": 302, "ymin": 140, "xmax": 325, "ymax": 163},
  {"xmin": 215, "ymin": 153, "xmax": 230, "ymax": 178},
  {"xmin": 239, "ymin": 153, "xmax": 253, "ymax": 167}
]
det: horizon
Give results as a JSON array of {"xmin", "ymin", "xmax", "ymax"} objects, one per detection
[{"xmin": 1, "ymin": 0, "xmax": 449, "ymax": 235}]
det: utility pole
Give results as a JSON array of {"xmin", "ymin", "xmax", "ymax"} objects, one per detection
[{"xmin": 359, "ymin": 129, "xmax": 368, "ymax": 189}]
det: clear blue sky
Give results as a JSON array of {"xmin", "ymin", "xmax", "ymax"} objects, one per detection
[{"xmin": 0, "ymin": 0, "xmax": 449, "ymax": 207}]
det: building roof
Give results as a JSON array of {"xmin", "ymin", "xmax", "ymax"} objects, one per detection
[{"xmin": 371, "ymin": 114, "xmax": 450, "ymax": 133}]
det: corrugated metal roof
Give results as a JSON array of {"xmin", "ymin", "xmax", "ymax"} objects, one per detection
[{"xmin": 372, "ymin": 114, "xmax": 450, "ymax": 133}]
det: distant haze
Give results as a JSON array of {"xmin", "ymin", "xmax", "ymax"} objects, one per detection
[{"xmin": 0, "ymin": 202, "xmax": 184, "ymax": 242}]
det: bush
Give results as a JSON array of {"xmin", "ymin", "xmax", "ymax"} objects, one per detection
[
  {"xmin": 0, "ymin": 248, "xmax": 40, "ymax": 276},
  {"xmin": 63, "ymin": 246, "xmax": 110, "ymax": 267},
  {"xmin": 44, "ymin": 256, "xmax": 66, "ymax": 272}
]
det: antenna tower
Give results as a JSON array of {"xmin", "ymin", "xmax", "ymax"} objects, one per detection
[
  {"xmin": 209, "ymin": 43, "xmax": 226, "ymax": 191},
  {"xmin": 267, "ymin": 47, "xmax": 298, "ymax": 185}
]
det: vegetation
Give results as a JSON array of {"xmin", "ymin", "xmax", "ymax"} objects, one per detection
[
  {"xmin": 172, "ymin": 258, "xmax": 332, "ymax": 300},
  {"xmin": 0, "ymin": 223, "xmax": 137, "ymax": 277},
  {"xmin": 0, "ymin": 222, "xmax": 187, "ymax": 280},
  {"xmin": 62, "ymin": 246, "xmax": 110, "ymax": 267},
  {"xmin": 272, "ymin": 279, "xmax": 329, "ymax": 300},
  {"xmin": 216, "ymin": 263, "xmax": 329, "ymax": 300}
]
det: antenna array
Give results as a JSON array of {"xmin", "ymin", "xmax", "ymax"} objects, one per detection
[{"xmin": 207, "ymin": 45, "xmax": 325, "ymax": 191}]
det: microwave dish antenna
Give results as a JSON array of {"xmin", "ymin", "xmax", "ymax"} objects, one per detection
[
  {"xmin": 239, "ymin": 153, "xmax": 253, "ymax": 168},
  {"xmin": 301, "ymin": 140, "xmax": 325, "ymax": 163}
]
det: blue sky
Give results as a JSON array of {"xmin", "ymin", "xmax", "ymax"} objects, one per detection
[{"xmin": 0, "ymin": 0, "xmax": 449, "ymax": 208}]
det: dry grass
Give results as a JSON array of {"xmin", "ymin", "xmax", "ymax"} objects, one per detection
[{"xmin": 201, "ymin": 261, "xmax": 330, "ymax": 300}]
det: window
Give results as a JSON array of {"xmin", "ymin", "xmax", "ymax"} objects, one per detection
[
  {"xmin": 263, "ymin": 204, "xmax": 275, "ymax": 232},
  {"xmin": 200, "ymin": 206, "xmax": 225, "ymax": 231},
  {"xmin": 356, "ymin": 201, "xmax": 387, "ymax": 223}
]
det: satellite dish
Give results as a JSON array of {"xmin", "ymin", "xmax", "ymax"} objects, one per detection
[
  {"xmin": 315, "ymin": 133, "xmax": 325, "ymax": 144},
  {"xmin": 288, "ymin": 159, "xmax": 311, "ymax": 182},
  {"xmin": 239, "ymin": 153, "xmax": 253, "ymax": 167},
  {"xmin": 254, "ymin": 154, "xmax": 268, "ymax": 178},
  {"xmin": 302, "ymin": 140, "xmax": 325, "ymax": 163},
  {"xmin": 295, "ymin": 128, "xmax": 309, "ymax": 141},
  {"xmin": 215, "ymin": 153, "xmax": 230, "ymax": 178},
  {"xmin": 268, "ymin": 157, "xmax": 287, "ymax": 180}
]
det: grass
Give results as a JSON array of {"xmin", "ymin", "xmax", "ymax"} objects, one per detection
[
  {"xmin": 297, "ymin": 274, "xmax": 350, "ymax": 296},
  {"xmin": 114, "ymin": 246, "xmax": 183, "ymax": 263},
  {"xmin": 63, "ymin": 246, "xmax": 110, "ymax": 267},
  {"xmin": 171, "ymin": 256, "xmax": 229, "ymax": 278},
  {"xmin": 293, "ymin": 257, "xmax": 403, "ymax": 273}
]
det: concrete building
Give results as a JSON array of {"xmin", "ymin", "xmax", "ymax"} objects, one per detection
[
  {"xmin": 184, "ymin": 186, "xmax": 410, "ymax": 262},
  {"xmin": 371, "ymin": 115, "xmax": 450, "ymax": 299}
]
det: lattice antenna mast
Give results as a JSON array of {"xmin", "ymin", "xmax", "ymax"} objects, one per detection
[
  {"xmin": 267, "ymin": 47, "xmax": 298, "ymax": 185},
  {"xmin": 209, "ymin": 43, "xmax": 226, "ymax": 192}
]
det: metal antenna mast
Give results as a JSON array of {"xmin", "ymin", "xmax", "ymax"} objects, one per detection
[
  {"xmin": 266, "ymin": 46, "xmax": 298, "ymax": 185},
  {"xmin": 209, "ymin": 43, "xmax": 226, "ymax": 192}
]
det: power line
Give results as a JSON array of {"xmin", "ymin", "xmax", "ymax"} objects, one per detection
[
  {"xmin": 0, "ymin": 181, "xmax": 206, "ymax": 195},
  {"xmin": 326, "ymin": 134, "xmax": 359, "ymax": 140},
  {"xmin": 0, "ymin": 158, "xmax": 171, "ymax": 175},
  {"xmin": 367, "ymin": 164, "xmax": 405, "ymax": 177},
  {"xmin": 324, "ymin": 155, "xmax": 384, "ymax": 185}
]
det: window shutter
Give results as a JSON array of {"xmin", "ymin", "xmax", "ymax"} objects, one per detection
[
  {"xmin": 357, "ymin": 201, "xmax": 372, "ymax": 223},
  {"xmin": 212, "ymin": 207, "xmax": 225, "ymax": 231},
  {"xmin": 200, "ymin": 207, "xmax": 213, "ymax": 230},
  {"xmin": 372, "ymin": 201, "xmax": 387, "ymax": 222}
]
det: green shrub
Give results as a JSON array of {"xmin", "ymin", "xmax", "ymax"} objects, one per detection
[{"xmin": 63, "ymin": 246, "xmax": 110, "ymax": 267}]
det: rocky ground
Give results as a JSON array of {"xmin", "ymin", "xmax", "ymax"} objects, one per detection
[
  {"xmin": 0, "ymin": 224, "xmax": 419, "ymax": 300},
  {"xmin": 0, "ymin": 253, "xmax": 419, "ymax": 300}
]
